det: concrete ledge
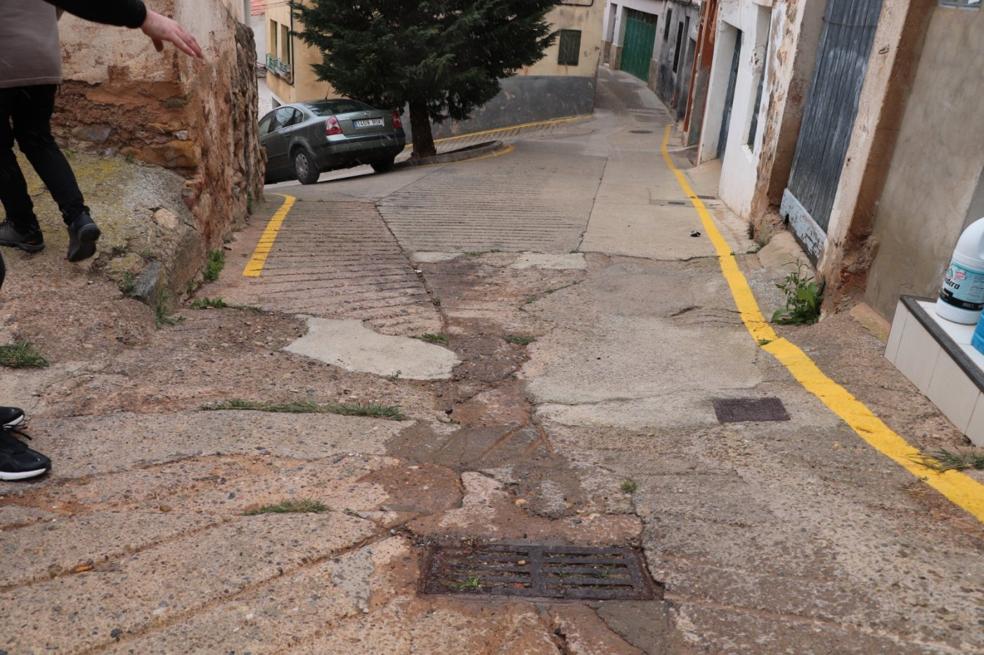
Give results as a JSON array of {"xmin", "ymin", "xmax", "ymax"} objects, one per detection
[
  {"xmin": 886, "ymin": 296, "xmax": 984, "ymax": 445},
  {"xmin": 397, "ymin": 141, "xmax": 505, "ymax": 169}
]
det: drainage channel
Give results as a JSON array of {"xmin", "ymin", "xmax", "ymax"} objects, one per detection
[
  {"xmin": 713, "ymin": 397, "xmax": 791, "ymax": 423},
  {"xmin": 420, "ymin": 542, "xmax": 658, "ymax": 601}
]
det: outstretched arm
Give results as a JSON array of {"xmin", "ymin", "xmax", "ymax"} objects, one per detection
[
  {"xmin": 44, "ymin": 0, "xmax": 147, "ymax": 28},
  {"xmin": 44, "ymin": 0, "xmax": 204, "ymax": 58}
]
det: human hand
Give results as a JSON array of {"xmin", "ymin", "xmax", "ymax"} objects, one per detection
[{"xmin": 141, "ymin": 10, "xmax": 204, "ymax": 59}]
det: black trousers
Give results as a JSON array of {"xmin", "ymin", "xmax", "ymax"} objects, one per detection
[{"xmin": 0, "ymin": 85, "xmax": 88, "ymax": 233}]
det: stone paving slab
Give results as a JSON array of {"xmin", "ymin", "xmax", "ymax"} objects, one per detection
[
  {"xmin": 0, "ymin": 513, "xmax": 375, "ymax": 653},
  {"xmin": 0, "ymin": 411, "xmax": 403, "ymax": 484},
  {"xmin": 0, "ymin": 510, "xmax": 221, "ymax": 589},
  {"xmin": 100, "ymin": 537, "xmax": 409, "ymax": 655}
]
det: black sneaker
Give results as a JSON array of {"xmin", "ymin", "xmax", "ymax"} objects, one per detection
[
  {"xmin": 0, "ymin": 429, "xmax": 50, "ymax": 481},
  {"xmin": 0, "ymin": 407, "xmax": 25, "ymax": 429},
  {"xmin": 66, "ymin": 212, "xmax": 100, "ymax": 262},
  {"xmin": 0, "ymin": 221, "xmax": 45, "ymax": 253}
]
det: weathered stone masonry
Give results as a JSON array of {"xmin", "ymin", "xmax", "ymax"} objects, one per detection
[{"xmin": 52, "ymin": 1, "xmax": 264, "ymax": 301}]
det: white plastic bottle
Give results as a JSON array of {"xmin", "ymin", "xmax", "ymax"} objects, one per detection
[{"xmin": 937, "ymin": 217, "xmax": 984, "ymax": 324}]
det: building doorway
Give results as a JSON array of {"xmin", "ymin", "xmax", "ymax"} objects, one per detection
[
  {"xmin": 620, "ymin": 10, "xmax": 659, "ymax": 82},
  {"xmin": 717, "ymin": 29, "xmax": 742, "ymax": 159},
  {"xmin": 781, "ymin": 0, "xmax": 883, "ymax": 261}
]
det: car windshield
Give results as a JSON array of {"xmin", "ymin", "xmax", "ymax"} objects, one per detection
[{"xmin": 305, "ymin": 100, "xmax": 373, "ymax": 116}]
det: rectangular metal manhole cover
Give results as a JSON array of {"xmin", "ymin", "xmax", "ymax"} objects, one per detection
[
  {"xmin": 713, "ymin": 397, "xmax": 790, "ymax": 423},
  {"xmin": 420, "ymin": 543, "xmax": 657, "ymax": 600}
]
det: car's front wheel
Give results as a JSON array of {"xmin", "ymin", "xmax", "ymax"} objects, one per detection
[
  {"xmin": 293, "ymin": 149, "xmax": 321, "ymax": 185},
  {"xmin": 371, "ymin": 157, "xmax": 396, "ymax": 174}
]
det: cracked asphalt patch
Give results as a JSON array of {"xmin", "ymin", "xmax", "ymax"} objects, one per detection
[{"xmin": 286, "ymin": 317, "xmax": 461, "ymax": 380}]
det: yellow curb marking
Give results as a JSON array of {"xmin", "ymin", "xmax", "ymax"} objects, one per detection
[
  {"xmin": 243, "ymin": 194, "xmax": 296, "ymax": 278},
  {"xmin": 433, "ymin": 115, "xmax": 592, "ymax": 144},
  {"xmin": 400, "ymin": 144, "xmax": 517, "ymax": 171},
  {"xmin": 660, "ymin": 126, "xmax": 984, "ymax": 523},
  {"xmin": 400, "ymin": 115, "xmax": 593, "ymax": 154}
]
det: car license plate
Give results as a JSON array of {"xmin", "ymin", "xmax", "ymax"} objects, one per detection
[{"xmin": 354, "ymin": 118, "xmax": 384, "ymax": 128}]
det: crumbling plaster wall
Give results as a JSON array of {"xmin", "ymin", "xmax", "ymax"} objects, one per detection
[
  {"xmin": 817, "ymin": 0, "xmax": 933, "ymax": 313},
  {"xmin": 863, "ymin": 6, "xmax": 984, "ymax": 320},
  {"xmin": 54, "ymin": 0, "xmax": 264, "ymax": 301}
]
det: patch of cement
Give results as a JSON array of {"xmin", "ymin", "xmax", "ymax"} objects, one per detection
[
  {"xmin": 411, "ymin": 251, "xmax": 463, "ymax": 264},
  {"xmin": 511, "ymin": 252, "xmax": 588, "ymax": 270},
  {"xmin": 285, "ymin": 318, "xmax": 460, "ymax": 380},
  {"xmin": 757, "ymin": 231, "xmax": 812, "ymax": 274}
]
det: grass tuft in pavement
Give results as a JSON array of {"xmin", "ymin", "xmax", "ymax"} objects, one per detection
[
  {"xmin": 620, "ymin": 479, "xmax": 638, "ymax": 494},
  {"xmin": 244, "ymin": 499, "xmax": 328, "ymax": 516},
  {"xmin": 190, "ymin": 297, "xmax": 228, "ymax": 310},
  {"xmin": 203, "ymin": 399, "xmax": 407, "ymax": 421},
  {"xmin": 204, "ymin": 249, "xmax": 226, "ymax": 283},
  {"xmin": 504, "ymin": 335, "xmax": 536, "ymax": 346},
  {"xmin": 921, "ymin": 449, "xmax": 984, "ymax": 472},
  {"xmin": 415, "ymin": 333, "xmax": 449, "ymax": 346},
  {"xmin": 0, "ymin": 341, "xmax": 49, "ymax": 369}
]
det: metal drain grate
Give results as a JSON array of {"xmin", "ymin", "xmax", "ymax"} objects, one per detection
[
  {"xmin": 713, "ymin": 397, "xmax": 790, "ymax": 423},
  {"xmin": 420, "ymin": 543, "xmax": 656, "ymax": 600}
]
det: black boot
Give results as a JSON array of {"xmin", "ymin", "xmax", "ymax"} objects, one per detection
[
  {"xmin": 0, "ymin": 221, "xmax": 45, "ymax": 253},
  {"xmin": 66, "ymin": 212, "xmax": 101, "ymax": 262}
]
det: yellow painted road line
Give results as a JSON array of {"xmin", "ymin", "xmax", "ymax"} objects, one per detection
[
  {"xmin": 660, "ymin": 127, "xmax": 984, "ymax": 523},
  {"xmin": 472, "ymin": 143, "xmax": 516, "ymax": 162},
  {"xmin": 434, "ymin": 115, "xmax": 590, "ymax": 144},
  {"xmin": 432, "ymin": 115, "xmax": 592, "ymax": 144},
  {"xmin": 400, "ymin": 116, "xmax": 591, "ymax": 156},
  {"xmin": 401, "ymin": 144, "xmax": 517, "ymax": 171},
  {"xmin": 243, "ymin": 194, "xmax": 295, "ymax": 278}
]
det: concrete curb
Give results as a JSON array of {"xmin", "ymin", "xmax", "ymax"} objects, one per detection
[{"xmin": 397, "ymin": 141, "xmax": 506, "ymax": 169}]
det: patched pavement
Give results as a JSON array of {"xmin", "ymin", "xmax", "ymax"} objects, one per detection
[{"xmin": 1, "ymin": 68, "xmax": 982, "ymax": 654}]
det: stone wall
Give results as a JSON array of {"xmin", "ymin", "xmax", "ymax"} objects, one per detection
[{"xmin": 53, "ymin": 0, "xmax": 264, "ymax": 303}]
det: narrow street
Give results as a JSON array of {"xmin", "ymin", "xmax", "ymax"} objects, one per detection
[{"xmin": 1, "ymin": 69, "xmax": 981, "ymax": 654}]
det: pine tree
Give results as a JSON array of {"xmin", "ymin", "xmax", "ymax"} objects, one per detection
[{"xmin": 293, "ymin": 0, "xmax": 558, "ymax": 158}]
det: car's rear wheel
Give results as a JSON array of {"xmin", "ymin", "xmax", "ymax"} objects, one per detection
[
  {"xmin": 293, "ymin": 149, "xmax": 321, "ymax": 185},
  {"xmin": 371, "ymin": 157, "xmax": 396, "ymax": 174}
]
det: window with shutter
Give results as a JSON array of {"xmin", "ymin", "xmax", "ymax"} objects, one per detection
[{"xmin": 558, "ymin": 30, "xmax": 582, "ymax": 66}]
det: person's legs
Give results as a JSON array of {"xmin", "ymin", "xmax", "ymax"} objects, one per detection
[
  {"xmin": 0, "ymin": 88, "xmax": 45, "ymax": 252},
  {"xmin": 7, "ymin": 85, "xmax": 100, "ymax": 261},
  {"xmin": 0, "ymin": 253, "xmax": 49, "ymax": 481},
  {"xmin": 10, "ymin": 86, "xmax": 89, "ymax": 227}
]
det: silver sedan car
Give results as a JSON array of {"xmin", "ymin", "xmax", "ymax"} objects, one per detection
[{"xmin": 260, "ymin": 99, "xmax": 406, "ymax": 185}]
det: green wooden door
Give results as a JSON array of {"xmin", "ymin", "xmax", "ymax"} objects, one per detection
[{"xmin": 620, "ymin": 13, "xmax": 657, "ymax": 81}]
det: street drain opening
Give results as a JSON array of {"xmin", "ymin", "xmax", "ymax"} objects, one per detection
[
  {"xmin": 713, "ymin": 397, "xmax": 790, "ymax": 423},
  {"xmin": 420, "ymin": 543, "xmax": 657, "ymax": 600},
  {"xmin": 630, "ymin": 129, "xmax": 654, "ymax": 134}
]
